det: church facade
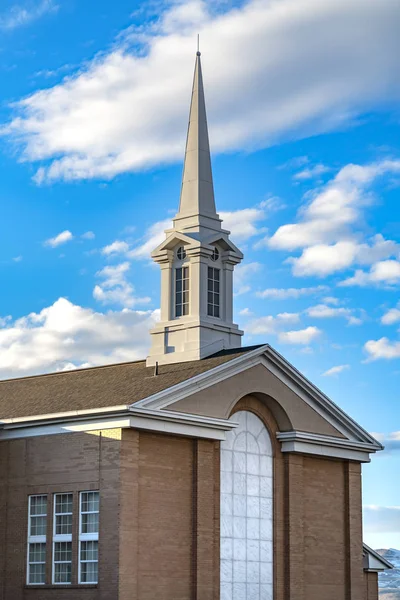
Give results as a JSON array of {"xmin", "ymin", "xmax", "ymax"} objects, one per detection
[{"xmin": 0, "ymin": 52, "xmax": 391, "ymax": 600}]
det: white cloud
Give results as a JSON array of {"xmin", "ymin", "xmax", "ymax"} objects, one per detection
[
  {"xmin": 12, "ymin": 256, "xmax": 23, "ymax": 262},
  {"xmin": 293, "ymin": 163, "xmax": 330, "ymax": 181},
  {"xmin": 3, "ymin": 0, "xmax": 400, "ymax": 182},
  {"xmin": 81, "ymin": 231, "xmax": 95, "ymax": 240},
  {"xmin": 234, "ymin": 262, "xmax": 262, "ymax": 295},
  {"xmin": 269, "ymin": 160, "xmax": 400, "ymax": 277},
  {"xmin": 44, "ymin": 230, "xmax": 73, "ymax": 248},
  {"xmin": 101, "ymin": 240, "xmax": 130, "ymax": 256},
  {"xmin": 93, "ymin": 262, "xmax": 151, "ymax": 308},
  {"xmin": 381, "ymin": 304, "xmax": 400, "ymax": 325},
  {"xmin": 364, "ymin": 337, "xmax": 400, "ymax": 361},
  {"xmin": 129, "ymin": 218, "xmax": 171, "ymax": 261},
  {"xmin": 239, "ymin": 307, "xmax": 253, "ymax": 317},
  {"xmin": 0, "ymin": 297, "xmax": 158, "ymax": 378},
  {"xmin": 256, "ymin": 285, "xmax": 327, "ymax": 299},
  {"xmin": 246, "ymin": 312, "xmax": 300, "ymax": 335},
  {"xmin": 322, "ymin": 364, "xmax": 350, "ymax": 377},
  {"xmin": 278, "ymin": 326, "xmax": 321, "ymax": 345},
  {"xmin": 306, "ymin": 303, "xmax": 362, "ymax": 325},
  {"xmin": 340, "ymin": 260, "xmax": 400, "ymax": 287},
  {"xmin": 220, "ymin": 207, "xmax": 266, "ymax": 242},
  {"xmin": 0, "ymin": 0, "xmax": 58, "ymax": 31}
]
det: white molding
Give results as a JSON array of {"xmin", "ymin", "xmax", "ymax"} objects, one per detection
[
  {"xmin": 277, "ymin": 431, "xmax": 378, "ymax": 462},
  {"xmin": 363, "ymin": 544, "xmax": 393, "ymax": 571},
  {"xmin": 0, "ymin": 408, "xmax": 235, "ymax": 441},
  {"xmin": 135, "ymin": 344, "xmax": 382, "ymax": 452},
  {"xmin": 136, "ymin": 345, "xmax": 267, "ymax": 410}
]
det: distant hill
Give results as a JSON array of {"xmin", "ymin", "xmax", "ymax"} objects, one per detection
[{"xmin": 377, "ymin": 549, "xmax": 400, "ymax": 599}]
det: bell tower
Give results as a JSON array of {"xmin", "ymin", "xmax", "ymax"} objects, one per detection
[{"xmin": 146, "ymin": 51, "xmax": 243, "ymax": 366}]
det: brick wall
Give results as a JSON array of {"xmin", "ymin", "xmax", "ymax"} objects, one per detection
[
  {"xmin": 0, "ymin": 430, "xmax": 121, "ymax": 600},
  {"xmin": 364, "ymin": 571, "xmax": 378, "ymax": 600}
]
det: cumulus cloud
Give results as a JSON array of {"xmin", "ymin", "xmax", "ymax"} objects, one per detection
[
  {"xmin": 381, "ymin": 304, "xmax": 400, "ymax": 325},
  {"xmin": 0, "ymin": 297, "xmax": 158, "ymax": 378},
  {"xmin": 129, "ymin": 218, "xmax": 172, "ymax": 261},
  {"xmin": 101, "ymin": 240, "xmax": 130, "ymax": 256},
  {"xmin": 269, "ymin": 160, "xmax": 400, "ymax": 278},
  {"xmin": 364, "ymin": 338, "xmax": 400, "ymax": 361},
  {"xmin": 220, "ymin": 207, "xmax": 266, "ymax": 242},
  {"xmin": 306, "ymin": 303, "xmax": 362, "ymax": 325},
  {"xmin": 293, "ymin": 163, "xmax": 330, "ymax": 181},
  {"xmin": 322, "ymin": 364, "xmax": 350, "ymax": 377},
  {"xmin": 370, "ymin": 431, "xmax": 400, "ymax": 453},
  {"xmin": 278, "ymin": 326, "xmax": 321, "ymax": 345},
  {"xmin": 0, "ymin": 0, "xmax": 58, "ymax": 31},
  {"xmin": 246, "ymin": 312, "xmax": 300, "ymax": 335},
  {"xmin": 256, "ymin": 285, "xmax": 327, "ymax": 299},
  {"xmin": 3, "ymin": 0, "xmax": 400, "ymax": 182},
  {"xmin": 81, "ymin": 231, "xmax": 95, "ymax": 240},
  {"xmin": 43, "ymin": 230, "xmax": 73, "ymax": 247},
  {"xmin": 340, "ymin": 260, "xmax": 400, "ymax": 287},
  {"xmin": 93, "ymin": 262, "xmax": 151, "ymax": 308}
]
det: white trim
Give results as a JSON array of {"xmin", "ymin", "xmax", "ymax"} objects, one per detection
[
  {"xmin": 135, "ymin": 345, "xmax": 267, "ymax": 410},
  {"xmin": 134, "ymin": 344, "xmax": 382, "ymax": 451},
  {"xmin": 363, "ymin": 544, "xmax": 394, "ymax": 571},
  {"xmin": 27, "ymin": 494, "xmax": 47, "ymax": 585},
  {"xmin": 277, "ymin": 431, "xmax": 376, "ymax": 462},
  {"xmin": 0, "ymin": 409, "xmax": 236, "ymax": 441},
  {"xmin": 78, "ymin": 491, "xmax": 99, "ymax": 585},
  {"xmin": 52, "ymin": 493, "xmax": 73, "ymax": 585}
]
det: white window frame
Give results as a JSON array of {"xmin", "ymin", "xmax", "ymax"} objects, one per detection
[
  {"xmin": 52, "ymin": 493, "xmax": 73, "ymax": 585},
  {"xmin": 78, "ymin": 491, "xmax": 99, "ymax": 585},
  {"xmin": 27, "ymin": 495, "xmax": 47, "ymax": 585},
  {"xmin": 175, "ymin": 265, "xmax": 190, "ymax": 318}
]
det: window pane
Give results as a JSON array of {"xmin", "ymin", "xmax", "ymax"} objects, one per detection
[
  {"xmin": 54, "ymin": 562, "xmax": 72, "ymax": 584},
  {"xmin": 81, "ymin": 561, "xmax": 98, "ymax": 583},
  {"xmin": 30, "ymin": 516, "xmax": 47, "ymax": 537},
  {"xmin": 55, "ymin": 493, "xmax": 73, "ymax": 514},
  {"xmin": 54, "ymin": 541, "xmax": 72, "ymax": 562},
  {"xmin": 55, "ymin": 514, "xmax": 72, "ymax": 535},
  {"xmin": 81, "ymin": 540, "xmax": 98, "ymax": 561},
  {"xmin": 176, "ymin": 268, "xmax": 182, "ymax": 280},
  {"xmin": 29, "ymin": 563, "xmax": 46, "ymax": 584},
  {"xmin": 29, "ymin": 543, "xmax": 46, "ymax": 563},
  {"xmin": 82, "ymin": 513, "xmax": 99, "ymax": 534},
  {"xmin": 30, "ymin": 496, "xmax": 47, "ymax": 516}
]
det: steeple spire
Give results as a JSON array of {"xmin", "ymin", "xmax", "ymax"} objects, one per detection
[
  {"xmin": 146, "ymin": 51, "xmax": 243, "ymax": 367},
  {"xmin": 175, "ymin": 51, "xmax": 218, "ymax": 222}
]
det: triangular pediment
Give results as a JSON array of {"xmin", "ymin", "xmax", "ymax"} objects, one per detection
[{"xmin": 133, "ymin": 345, "xmax": 382, "ymax": 459}]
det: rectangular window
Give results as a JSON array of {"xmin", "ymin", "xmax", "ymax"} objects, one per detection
[
  {"xmin": 53, "ymin": 493, "xmax": 73, "ymax": 584},
  {"xmin": 27, "ymin": 495, "xmax": 47, "ymax": 585},
  {"xmin": 79, "ymin": 491, "xmax": 99, "ymax": 584},
  {"xmin": 175, "ymin": 266, "xmax": 189, "ymax": 317},
  {"xmin": 207, "ymin": 267, "xmax": 220, "ymax": 317}
]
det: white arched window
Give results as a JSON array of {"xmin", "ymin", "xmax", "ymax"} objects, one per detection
[{"xmin": 220, "ymin": 410, "xmax": 273, "ymax": 600}]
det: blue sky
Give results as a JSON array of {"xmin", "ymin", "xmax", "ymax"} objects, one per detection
[{"xmin": 1, "ymin": 0, "xmax": 400, "ymax": 549}]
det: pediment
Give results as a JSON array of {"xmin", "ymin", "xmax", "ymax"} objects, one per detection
[{"xmin": 132, "ymin": 345, "xmax": 382, "ymax": 459}]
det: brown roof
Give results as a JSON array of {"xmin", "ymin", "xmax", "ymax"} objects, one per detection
[{"xmin": 0, "ymin": 346, "xmax": 262, "ymax": 421}]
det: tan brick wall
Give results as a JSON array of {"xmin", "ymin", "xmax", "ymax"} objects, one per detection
[
  {"xmin": 364, "ymin": 571, "xmax": 378, "ymax": 600},
  {"xmin": 0, "ymin": 430, "xmax": 121, "ymax": 600},
  {"xmin": 135, "ymin": 431, "xmax": 193, "ymax": 600}
]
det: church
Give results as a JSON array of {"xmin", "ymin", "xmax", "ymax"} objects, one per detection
[{"xmin": 0, "ymin": 51, "xmax": 392, "ymax": 600}]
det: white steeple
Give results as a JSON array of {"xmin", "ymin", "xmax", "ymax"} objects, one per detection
[{"xmin": 146, "ymin": 51, "xmax": 243, "ymax": 367}]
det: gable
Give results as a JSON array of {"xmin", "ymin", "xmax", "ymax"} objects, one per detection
[{"xmin": 166, "ymin": 362, "xmax": 345, "ymax": 439}]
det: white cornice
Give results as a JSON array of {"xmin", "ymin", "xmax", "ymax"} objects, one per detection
[
  {"xmin": 134, "ymin": 344, "xmax": 382, "ymax": 452},
  {"xmin": 277, "ymin": 430, "xmax": 378, "ymax": 462},
  {"xmin": 0, "ymin": 407, "xmax": 235, "ymax": 441}
]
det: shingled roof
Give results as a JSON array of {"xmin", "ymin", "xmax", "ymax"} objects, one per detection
[{"xmin": 0, "ymin": 346, "xmax": 262, "ymax": 421}]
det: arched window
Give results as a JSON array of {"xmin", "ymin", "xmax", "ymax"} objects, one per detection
[{"xmin": 220, "ymin": 410, "xmax": 273, "ymax": 600}]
